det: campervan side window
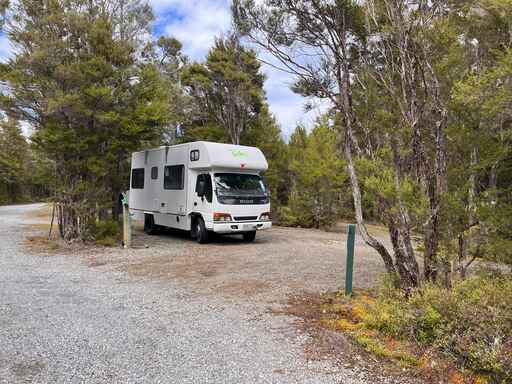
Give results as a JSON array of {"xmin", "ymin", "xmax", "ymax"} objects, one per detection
[
  {"xmin": 151, "ymin": 166, "xmax": 158, "ymax": 180},
  {"xmin": 164, "ymin": 165, "xmax": 184, "ymax": 190},
  {"xmin": 131, "ymin": 168, "xmax": 144, "ymax": 189},
  {"xmin": 195, "ymin": 173, "xmax": 212, "ymax": 202}
]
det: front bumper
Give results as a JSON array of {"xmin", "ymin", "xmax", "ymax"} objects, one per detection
[{"xmin": 213, "ymin": 221, "xmax": 272, "ymax": 234}]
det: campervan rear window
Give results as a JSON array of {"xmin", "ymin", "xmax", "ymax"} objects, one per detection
[
  {"xmin": 151, "ymin": 166, "xmax": 158, "ymax": 180},
  {"xmin": 131, "ymin": 168, "xmax": 144, "ymax": 189},
  {"xmin": 190, "ymin": 150, "xmax": 200, "ymax": 161},
  {"xmin": 164, "ymin": 165, "xmax": 184, "ymax": 190}
]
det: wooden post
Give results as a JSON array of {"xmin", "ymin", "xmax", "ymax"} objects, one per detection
[
  {"xmin": 345, "ymin": 224, "xmax": 356, "ymax": 296},
  {"xmin": 48, "ymin": 202, "xmax": 56, "ymax": 240},
  {"xmin": 122, "ymin": 193, "xmax": 131, "ymax": 248}
]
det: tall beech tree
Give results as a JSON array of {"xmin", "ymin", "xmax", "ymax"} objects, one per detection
[
  {"xmin": 234, "ymin": 0, "xmax": 512, "ymax": 290},
  {"xmin": 0, "ymin": 0, "xmax": 172, "ymax": 240},
  {"xmin": 181, "ymin": 33, "xmax": 265, "ymax": 145},
  {"xmin": 363, "ymin": 0, "xmax": 453, "ymax": 283},
  {"xmin": 0, "ymin": 117, "xmax": 29, "ymax": 203},
  {"xmin": 284, "ymin": 116, "xmax": 347, "ymax": 229},
  {"xmin": 449, "ymin": 0, "xmax": 512, "ymax": 270},
  {"xmin": 233, "ymin": 0, "xmax": 420, "ymax": 288}
]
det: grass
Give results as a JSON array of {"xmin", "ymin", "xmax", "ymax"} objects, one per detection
[
  {"xmin": 23, "ymin": 206, "xmax": 122, "ymax": 251},
  {"xmin": 317, "ymin": 291, "xmax": 421, "ymax": 368},
  {"xmin": 295, "ymin": 286, "xmax": 499, "ymax": 384},
  {"xmin": 24, "ymin": 235, "xmax": 61, "ymax": 253},
  {"xmin": 24, "ymin": 204, "xmax": 53, "ymax": 220}
]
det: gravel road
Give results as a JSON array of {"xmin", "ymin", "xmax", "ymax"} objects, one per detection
[{"xmin": 0, "ymin": 203, "xmax": 407, "ymax": 384}]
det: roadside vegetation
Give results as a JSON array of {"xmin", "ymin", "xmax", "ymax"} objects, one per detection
[
  {"xmin": 294, "ymin": 271, "xmax": 511, "ymax": 383},
  {"xmin": 365, "ymin": 273, "xmax": 512, "ymax": 382},
  {"xmin": 0, "ymin": 0, "xmax": 511, "ymax": 380}
]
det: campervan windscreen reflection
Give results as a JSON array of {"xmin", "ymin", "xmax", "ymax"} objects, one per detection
[{"xmin": 214, "ymin": 173, "xmax": 269, "ymax": 204}]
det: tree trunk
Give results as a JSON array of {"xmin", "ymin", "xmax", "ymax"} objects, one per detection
[
  {"xmin": 457, "ymin": 232, "xmax": 467, "ymax": 279},
  {"xmin": 390, "ymin": 140, "xmax": 420, "ymax": 287},
  {"xmin": 424, "ymin": 112, "xmax": 447, "ymax": 282},
  {"xmin": 343, "ymin": 123, "xmax": 396, "ymax": 275},
  {"xmin": 337, "ymin": 55, "xmax": 397, "ymax": 277},
  {"xmin": 388, "ymin": 219, "xmax": 420, "ymax": 289}
]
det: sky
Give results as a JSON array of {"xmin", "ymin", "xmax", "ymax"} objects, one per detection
[
  {"xmin": 0, "ymin": 0, "xmax": 329, "ymax": 138},
  {"xmin": 151, "ymin": 0, "xmax": 329, "ymax": 138}
]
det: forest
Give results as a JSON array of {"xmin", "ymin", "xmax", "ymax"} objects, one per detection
[
  {"xmin": 0, "ymin": 0, "xmax": 511, "ymax": 380},
  {"xmin": 0, "ymin": 0, "xmax": 509, "ymax": 283}
]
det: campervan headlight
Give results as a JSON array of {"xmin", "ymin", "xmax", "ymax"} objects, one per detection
[
  {"xmin": 259, "ymin": 212, "xmax": 271, "ymax": 221},
  {"xmin": 213, "ymin": 212, "xmax": 233, "ymax": 222}
]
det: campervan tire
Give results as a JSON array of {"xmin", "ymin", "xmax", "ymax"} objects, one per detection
[
  {"xmin": 195, "ymin": 217, "xmax": 209, "ymax": 244},
  {"xmin": 144, "ymin": 214, "xmax": 158, "ymax": 235},
  {"xmin": 242, "ymin": 231, "xmax": 256, "ymax": 242}
]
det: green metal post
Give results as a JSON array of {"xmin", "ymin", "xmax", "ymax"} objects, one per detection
[{"xmin": 345, "ymin": 224, "xmax": 356, "ymax": 296}]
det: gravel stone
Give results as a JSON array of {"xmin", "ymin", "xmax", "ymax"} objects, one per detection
[{"xmin": 0, "ymin": 204, "xmax": 408, "ymax": 383}]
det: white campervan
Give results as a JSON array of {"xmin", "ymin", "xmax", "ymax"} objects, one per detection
[{"xmin": 128, "ymin": 141, "xmax": 272, "ymax": 243}]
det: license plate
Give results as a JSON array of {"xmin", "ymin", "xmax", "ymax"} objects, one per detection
[{"xmin": 243, "ymin": 224, "xmax": 257, "ymax": 230}]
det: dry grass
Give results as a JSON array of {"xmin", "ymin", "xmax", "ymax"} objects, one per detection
[
  {"xmin": 30, "ymin": 223, "xmax": 52, "ymax": 230},
  {"xmin": 282, "ymin": 290, "xmax": 489, "ymax": 384},
  {"xmin": 24, "ymin": 235, "xmax": 62, "ymax": 253},
  {"xmin": 25, "ymin": 204, "xmax": 52, "ymax": 220},
  {"xmin": 273, "ymin": 293, "xmax": 412, "ymax": 377},
  {"xmin": 329, "ymin": 221, "xmax": 390, "ymax": 237},
  {"xmin": 21, "ymin": 204, "xmax": 62, "ymax": 253}
]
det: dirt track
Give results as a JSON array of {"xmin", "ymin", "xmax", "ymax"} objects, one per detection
[
  {"xmin": 0, "ymin": 203, "xmax": 417, "ymax": 384},
  {"xmin": 113, "ymin": 222, "xmax": 392, "ymax": 300}
]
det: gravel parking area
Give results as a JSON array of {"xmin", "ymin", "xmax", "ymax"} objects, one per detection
[{"xmin": 0, "ymin": 203, "xmax": 410, "ymax": 384}]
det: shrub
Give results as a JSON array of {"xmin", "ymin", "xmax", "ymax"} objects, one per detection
[
  {"xmin": 89, "ymin": 219, "xmax": 120, "ymax": 246},
  {"xmin": 364, "ymin": 274, "xmax": 512, "ymax": 382}
]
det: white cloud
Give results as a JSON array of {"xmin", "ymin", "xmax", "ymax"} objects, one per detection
[
  {"xmin": 19, "ymin": 120, "xmax": 33, "ymax": 137},
  {"xmin": 152, "ymin": 0, "xmax": 328, "ymax": 137},
  {"xmin": 165, "ymin": 8, "xmax": 231, "ymax": 60},
  {"xmin": 258, "ymin": 51, "xmax": 332, "ymax": 137},
  {"xmin": 153, "ymin": 0, "xmax": 232, "ymax": 60},
  {"xmin": 0, "ymin": 33, "xmax": 13, "ymax": 63},
  {"xmin": 1, "ymin": 1, "xmax": 328, "ymax": 138}
]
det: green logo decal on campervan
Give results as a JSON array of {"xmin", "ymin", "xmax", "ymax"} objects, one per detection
[{"xmin": 230, "ymin": 149, "xmax": 249, "ymax": 158}]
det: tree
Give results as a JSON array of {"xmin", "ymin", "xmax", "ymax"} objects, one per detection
[
  {"xmin": 448, "ymin": 0, "xmax": 512, "ymax": 270},
  {"xmin": 362, "ymin": 0, "xmax": 457, "ymax": 283},
  {"xmin": 0, "ymin": 0, "xmax": 7, "ymax": 29},
  {"xmin": 233, "ymin": 0, "xmax": 421, "ymax": 288},
  {"xmin": 283, "ymin": 116, "xmax": 347, "ymax": 228},
  {"xmin": 0, "ymin": 117, "xmax": 29, "ymax": 203},
  {"xmin": 182, "ymin": 33, "xmax": 265, "ymax": 145},
  {"xmin": 143, "ymin": 35, "xmax": 193, "ymax": 144},
  {"xmin": 0, "ymin": 0, "xmax": 172, "ymax": 240},
  {"xmin": 242, "ymin": 105, "xmax": 289, "ymax": 213}
]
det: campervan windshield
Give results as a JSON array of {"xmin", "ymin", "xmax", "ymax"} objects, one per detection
[{"xmin": 214, "ymin": 173, "xmax": 269, "ymax": 204}]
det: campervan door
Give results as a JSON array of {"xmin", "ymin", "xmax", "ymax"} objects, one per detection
[{"xmin": 158, "ymin": 145, "xmax": 188, "ymax": 217}]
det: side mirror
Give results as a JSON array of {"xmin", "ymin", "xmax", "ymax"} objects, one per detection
[{"xmin": 197, "ymin": 180, "xmax": 206, "ymax": 197}]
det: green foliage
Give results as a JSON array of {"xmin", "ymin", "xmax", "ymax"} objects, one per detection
[
  {"xmin": 0, "ymin": 0, "xmax": 173, "ymax": 238},
  {"xmin": 0, "ymin": 117, "xmax": 51, "ymax": 204},
  {"xmin": 181, "ymin": 33, "xmax": 264, "ymax": 145},
  {"xmin": 282, "ymin": 117, "xmax": 348, "ymax": 228},
  {"xmin": 0, "ymin": 0, "xmax": 7, "ymax": 29},
  {"xmin": 365, "ymin": 275, "xmax": 512, "ymax": 382},
  {"xmin": 242, "ymin": 106, "xmax": 289, "ymax": 214},
  {"xmin": 89, "ymin": 219, "xmax": 120, "ymax": 246},
  {"xmin": 0, "ymin": 118, "xmax": 28, "ymax": 203},
  {"xmin": 179, "ymin": 35, "xmax": 289, "ymax": 214}
]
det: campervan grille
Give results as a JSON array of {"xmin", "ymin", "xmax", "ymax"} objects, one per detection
[{"xmin": 234, "ymin": 216, "xmax": 258, "ymax": 221}]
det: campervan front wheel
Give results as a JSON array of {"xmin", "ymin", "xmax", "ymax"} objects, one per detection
[{"xmin": 195, "ymin": 217, "xmax": 210, "ymax": 244}]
